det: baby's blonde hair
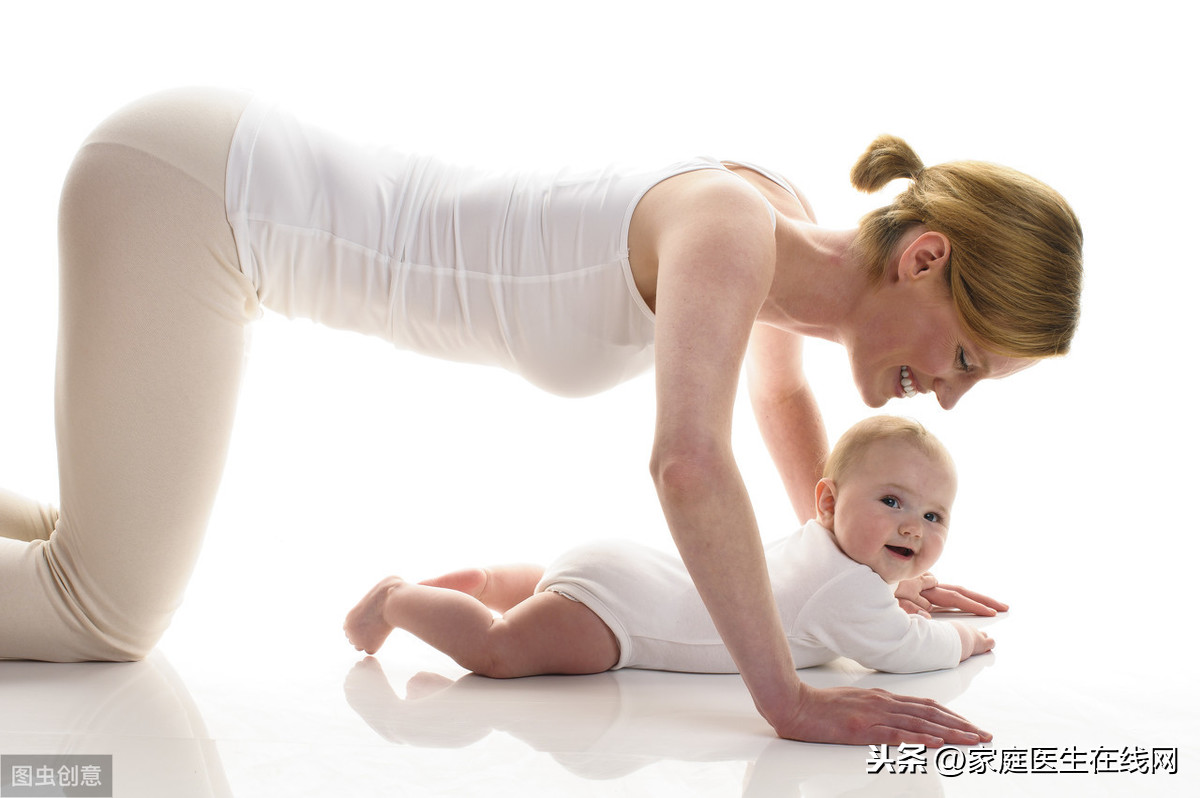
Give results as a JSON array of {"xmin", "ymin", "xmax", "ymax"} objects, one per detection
[
  {"xmin": 822, "ymin": 416, "xmax": 954, "ymax": 485},
  {"xmin": 850, "ymin": 135, "xmax": 1083, "ymax": 358}
]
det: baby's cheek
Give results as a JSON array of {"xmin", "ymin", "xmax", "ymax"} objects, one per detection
[{"xmin": 918, "ymin": 543, "xmax": 945, "ymax": 573}]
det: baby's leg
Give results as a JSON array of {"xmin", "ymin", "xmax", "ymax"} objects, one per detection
[
  {"xmin": 419, "ymin": 563, "xmax": 544, "ymax": 612},
  {"xmin": 344, "ymin": 578, "xmax": 618, "ymax": 677}
]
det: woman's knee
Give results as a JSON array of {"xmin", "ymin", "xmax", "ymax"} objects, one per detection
[
  {"xmin": 5, "ymin": 608, "xmax": 163, "ymax": 663},
  {"xmin": 12, "ymin": 535, "xmax": 178, "ymax": 662},
  {"xmin": 72, "ymin": 629, "xmax": 160, "ymax": 663}
]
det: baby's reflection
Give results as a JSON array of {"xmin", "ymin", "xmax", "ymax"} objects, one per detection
[{"xmin": 345, "ymin": 652, "xmax": 994, "ymax": 796}]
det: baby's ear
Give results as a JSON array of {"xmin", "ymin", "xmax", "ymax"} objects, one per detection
[{"xmin": 815, "ymin": 478, "xmax": 837, "ymax": 526}]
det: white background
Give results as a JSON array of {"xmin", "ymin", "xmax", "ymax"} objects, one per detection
[{"xmin": 0, "ymin": 0, "xmax": 1195, "ymax": 696}]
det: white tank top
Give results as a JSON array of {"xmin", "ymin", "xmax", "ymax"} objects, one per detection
[{"xmin": 225, "ymin": 98, "xmax": 798, "ymax": 397}]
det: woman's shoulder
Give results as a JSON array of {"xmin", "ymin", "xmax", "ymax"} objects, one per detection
[
  {"xmin": 638, "ymin": 167, "xmax": 779, "ymax": 241},
  {"xmin": 627, "ymin": 164, "xmax": 782, "ymax": 312},
  {"xmin": 720, "ymin": 161, "xmax": 816, "ymax": 223}
]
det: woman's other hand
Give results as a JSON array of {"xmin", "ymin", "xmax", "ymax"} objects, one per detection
[{"xmin": 895, "ymin": 573, "xmax": 1008, "ymax": 617}]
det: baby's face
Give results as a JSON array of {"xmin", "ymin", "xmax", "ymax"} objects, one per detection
[{"xmin": 821, "ymin": 438, "xmax": 957, "ymax": 583}]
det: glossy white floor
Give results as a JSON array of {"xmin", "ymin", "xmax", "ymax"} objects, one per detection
[{"xmin": 2, "ymin": 601, "xmax": 1195, "ymax": 797}]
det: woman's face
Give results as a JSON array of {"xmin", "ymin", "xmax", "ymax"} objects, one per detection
[{"xmin": 846, "ymin": 273, "xmax": 1034, "ymax": 410}]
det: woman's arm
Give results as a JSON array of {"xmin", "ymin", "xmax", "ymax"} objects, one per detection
[
  {"xmin": 646, "ymin": 173, "xmax": 988, "ymax": 745},
  {"xmin": 747, "ymin": 323, "xmax": 829, "ymax": 522},
  {"xmin": 648, "ymin": 172, "xmax": 806, "ymax": 728}
]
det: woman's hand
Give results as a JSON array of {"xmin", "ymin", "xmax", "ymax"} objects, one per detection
[
  {"xmin": 894, "ymin": 573, "xmax": 1009, "ymax": 617},
  {"xmin": 771, "ymin": 683, "xmax": 991, "ymax": 747}
]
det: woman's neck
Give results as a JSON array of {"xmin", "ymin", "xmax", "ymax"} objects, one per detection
[{"xmin": 760, "ymin": 222, "xmax": 868, "ymax": 345}]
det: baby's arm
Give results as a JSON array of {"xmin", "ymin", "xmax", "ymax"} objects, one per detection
[
  {"xmin": 950, "ymin": 621, "xmax": 995, "ymax": 662},
  {"xmin": 799, "ymin": 575, "xmax": 967, "ymax": 673}
]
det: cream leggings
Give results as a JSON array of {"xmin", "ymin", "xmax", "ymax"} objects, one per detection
[{"xmin": 0, "ymin": 89, "xmax": 259, "ymax": 661}]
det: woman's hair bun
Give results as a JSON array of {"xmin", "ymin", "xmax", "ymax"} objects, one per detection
[{"xmin": 850, "ymin": 134, "xmax": 925, "ymax": 193}]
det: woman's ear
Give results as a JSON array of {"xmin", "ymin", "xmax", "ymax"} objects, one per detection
[
  {"xmin": 897, "ymin": 230, "xmax": 951, "ymax": 282},
  {"xmin": 815, "ymin": 478, "xmax": 837, "ymax": 527}
]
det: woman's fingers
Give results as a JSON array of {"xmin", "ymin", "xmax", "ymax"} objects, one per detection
[
  {"xmin": 923, "ymin": 584, "xmax": 1008, "ymax": 615},
  {"xmin": 883, "ymin": 691, "xmax": 991, "ymax": 744},
  {"xmin": 773, "ymin": 685, "xmax": 990, "ymax": 747},
  {"xmin": 896, "ymin": 598, "xmax": 933, "ymax": 618}
]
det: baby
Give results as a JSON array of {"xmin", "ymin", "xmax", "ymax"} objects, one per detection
[{"xmin": 345, "ymin": 415, "xmax": 998, "ymax": 677}]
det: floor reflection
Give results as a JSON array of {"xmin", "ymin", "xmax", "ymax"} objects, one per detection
[
  {"xmin": 0, "ymin": 653, "xmax": 231, "ymax": 798},
  {"xmin": 344, "ymin": 654, "xmax": 993, "ymax": 796}
]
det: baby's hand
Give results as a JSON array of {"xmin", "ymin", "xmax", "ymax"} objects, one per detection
[{"xmin": 951, "ymin": 621, "xmax": 995, "ymax": 662}]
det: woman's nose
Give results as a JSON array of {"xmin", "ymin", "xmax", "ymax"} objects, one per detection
[{"xmin": 934, "ymin": 373, "xmax": 980, "ymax": 410}]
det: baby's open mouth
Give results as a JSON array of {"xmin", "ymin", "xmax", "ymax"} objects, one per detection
[{"xmin": 886, "ymin": 545, "xmax": 915, "ymax": 558}]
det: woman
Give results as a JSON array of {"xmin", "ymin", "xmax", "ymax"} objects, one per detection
[{"xmin": 0, "ymin": 88, "xmax": 1082, "ymax": 746}]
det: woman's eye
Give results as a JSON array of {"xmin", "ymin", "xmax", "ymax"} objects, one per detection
[
  {"xmin": 881, "ymin": 496, "xmax": 899, "ymax": 508},
  {"xmin": 956, "ymin": 346, "xmax": 972, "ymax": 373}
]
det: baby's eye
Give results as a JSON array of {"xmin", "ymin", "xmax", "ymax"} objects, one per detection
[
  {"xmin": 924, "ymin": 511, "xmax": 942, "ymax": 523},
  {"xmin": 880, "ymin": 496, "xmax": 900, "ymax": 508}
]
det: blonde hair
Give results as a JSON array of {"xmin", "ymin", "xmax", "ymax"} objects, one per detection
[
  {"xmin": 850, "ymin": 135, "xmax": 1083, "ymax": 358},
  {"xmin": 822, "ymin": 416, "xmax": 954, "ymax": 484}
]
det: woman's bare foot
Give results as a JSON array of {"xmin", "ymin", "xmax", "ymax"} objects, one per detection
[{"xmin": 345, "ymin": 576, "xmax": 405, "ymax": 654}]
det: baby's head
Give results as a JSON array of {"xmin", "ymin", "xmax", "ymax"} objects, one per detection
[{"xmin": 816, "ymin": 416, "xmax": 957, "ymax": 584}]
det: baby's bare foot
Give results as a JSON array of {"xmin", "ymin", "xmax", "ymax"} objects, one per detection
[{"xmin": 344, "ymin": 576, "xmax": 405, "ymax": 654}]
